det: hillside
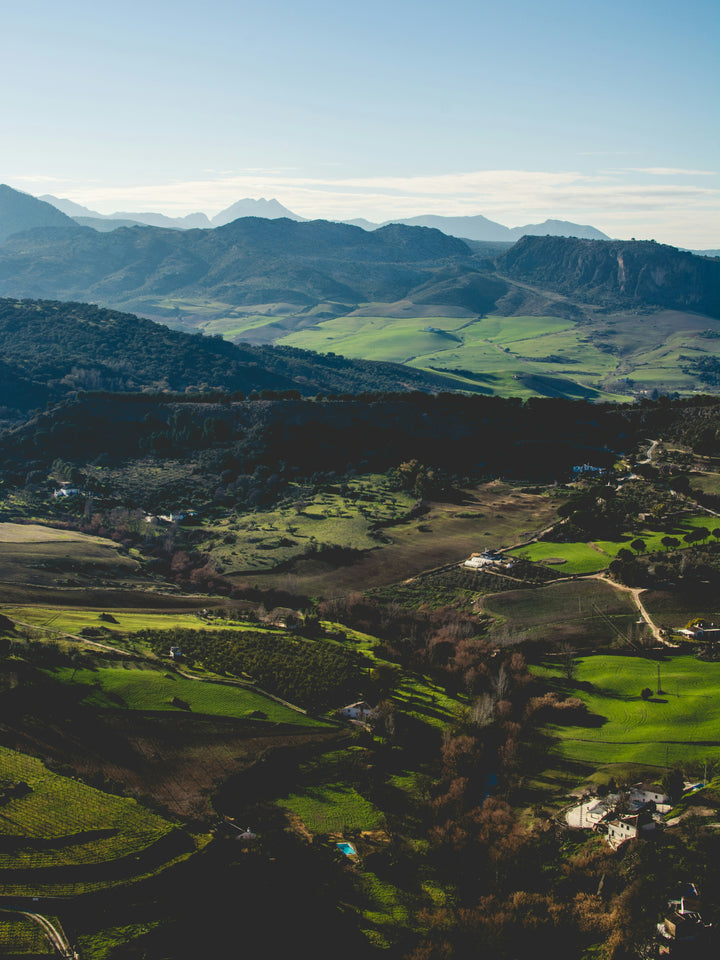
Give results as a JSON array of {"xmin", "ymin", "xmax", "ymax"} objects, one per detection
[
  {"xmin": 0, "ymin": 213, "xmax": 483, "ymax": 314},
  {"xmin": 0, "ymin": 298, "xmax": 461, "ymax": 421},
  {"xmin": 0, "ymin": 184, "xmax": 78, "ymax": 242},
  {"xmin": 498, "ymin": 235, "xmax": 720, "ymax": 317}
]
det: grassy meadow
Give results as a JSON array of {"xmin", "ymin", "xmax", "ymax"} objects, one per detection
[
  {"xmin": 274, "ymin": 308, "xmax": 720, "ymax": 400},
  {"xmin": 45, "ymin": 660, "xmax": 323, "ymax": 726},
  {"xmin": 531, "ymin": 654, "xmax": 720, "ymax": 767},
  {"xmin": 508, "ymin": 512, "xmax": 720, "ymax": 575}
]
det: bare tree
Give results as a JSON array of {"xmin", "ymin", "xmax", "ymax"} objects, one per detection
[{"xmin": 558, "ymin": 642, "xmax": 577, "ymax": 681}]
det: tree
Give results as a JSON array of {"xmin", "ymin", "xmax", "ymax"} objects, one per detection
[
  {"xmin": 558, "ymin": 643, "xmax": 577, "ymax": 681},
  {"xmin": 640, "ymin": 687, "xmax": 652, "ymax": 700},
  {"xmin": 661, "ymin": 767, "xmax": 684, "ymax": 803},
  {"xmin": 630, "ymin": 538, "xmax": 646, "ymax": 555},
  {"xmin": 661, "ymin": 536, "xmax": 680, "ymax": 552}
]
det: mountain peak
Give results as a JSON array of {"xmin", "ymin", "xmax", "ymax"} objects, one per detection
[
  {"xmin": 211, "ymin": 197, "xmax": 305, "ymax": 227},
  {"xmin": 0, "ymin": 185, "xmax": 79, "ymax": 242}
]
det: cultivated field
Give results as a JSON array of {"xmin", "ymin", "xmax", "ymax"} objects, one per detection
[
  {"xmin": 482, "ymin": 579, "xmax": 638, "ymax": 645},
  {"xmin": 276, "ymin": 308, "xmax": 720, "ymax": 400},
  {"xmin": 0, "ymin": 744, "xmax": 179, "ymax": 887},
  {"xmin": 0, "ymin": 521, "xmax": 148, "ymax": 591}
]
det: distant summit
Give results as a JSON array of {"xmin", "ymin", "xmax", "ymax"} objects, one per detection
[
  {"xmin": 210, "ymin": 198, "xmax": 306, "ymax": 226},
  {"xmin": 348, "ymin": 212, "xmax": 611, "ymax": 243},
  {"xmin": 40, "ymin": 193, "xmax": 305, "ymax": 231},
  {"xmin": 0, "ymin": 185, "xmax": 78, "ymax": 242},
  {"xmin": 505, "ymin": 219, "xmax": 609, "ymax": 241},
  {"xmin": 41, "ymin": 194, "xmax": 212, "ymax": 230}
]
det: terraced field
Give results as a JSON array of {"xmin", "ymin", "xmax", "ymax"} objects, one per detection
[{"xmin": 0, "ymin": 745, "xmax": 187, "ymax": 893}]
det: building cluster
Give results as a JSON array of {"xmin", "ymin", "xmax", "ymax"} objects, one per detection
[{"xmin": 565, "ymin": 782, "xmax": 676, "ymax": 847}]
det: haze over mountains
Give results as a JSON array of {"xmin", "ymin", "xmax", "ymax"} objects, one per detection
[
  {"xmin": 0, "ymin": 184, "xmax": 716, "ymax": 320},
  {"xmin": 1, "ymin": 182, "xmax": 719, "ymax": 403},
  {"xmin": 38, "ymin": 189, "xmax": 610, "ymax": 244}
]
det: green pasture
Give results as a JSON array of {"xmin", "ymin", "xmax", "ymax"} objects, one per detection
[
  {"xmin": 509, "ymin": 541, "xmax": 608, "ymax": 574},
  {"xmin": 0, "ymin": 605, "xmax": 273, "ymax": 644},
  {"xmin": 201, "ymin": 475, "xmax": 416, "ymax": 573},
  {"xmin": 276, "ymin": 308, "xmax": 720, "ymax": 400},
  {"xmin": 0, "ymin": 745, "xmax": 173, "ymax": 870},
  {"xmin": 279, "ymin": 783, "xmax": 384, "ymax": 834},
  {"xmin": 45, "ymin": 661, "xmax": 321, "ymax": 726},
  {"xmin": 508, "ymin": 513, "xmax": 720, "ymax": 575},
  {"xmin": 531, "ymin": 654, "xmax": 720, "ymax": 766}
]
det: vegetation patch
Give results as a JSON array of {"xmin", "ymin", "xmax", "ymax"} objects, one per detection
[
  {"xmin": 0, "ymin": 745, "xmax": 177, "ymax": 881},
  {"xmin": 47, "ymin": 660, "xmax": 323, "ymax": 726},
  {"xmin": 531, "ymin": 653, "xmax": 720, "ymax": 766}
]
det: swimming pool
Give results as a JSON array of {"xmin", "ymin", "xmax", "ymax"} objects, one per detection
[{"xmin": 336, "ymin": 841, "xmax": 357, "ymax": 856}]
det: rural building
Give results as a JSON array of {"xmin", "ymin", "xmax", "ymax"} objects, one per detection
[
  {"xmin": 565, "ymin": 793, "xmax": 619, "ymax": 830},
  {"xmin": 339, "ymin": 701, "xmax": 378, "ymax": 722},
  {"xmin": 606, "ymin": 810, "xmax": 657, "ymax": 847},
  {"xmin": 169, "ymin": 646, "xmax": 183, "ymax": 660},
  {"xmin": 630, "ymin": 782, "xmax": 672, "ymax": 812}
]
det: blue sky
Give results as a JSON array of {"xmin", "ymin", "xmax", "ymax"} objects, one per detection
[{"xmin": 3, "ymin": 0, "xmax": 718, "ymax": 246}]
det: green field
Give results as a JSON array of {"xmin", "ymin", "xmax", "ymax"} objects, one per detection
[
  {"xmin": 0, "ymin": 745, "xmax": 175, "ymax": 872},
  {"xmin": 531, "ymin": 654, "xmax": 720, "ymax": 766},
  {"xmin": 197, "ymin": 475, "xmax": 417, "ymax": 573},
  {"xmin": 0, "ymin": 913, "xmax": 55, "ymax": 955},
  {"xmin": 273, "ymin": 309, "xmax": 720, "ymax": 400},
  {"xmin": 45, "ymin": 660, "xmax": 323, "ymax": 726},
  {"xmin": 279, "ymin": 783, "xmax": 384, "ymax": 834},
  {"xmin": 508, "ymin": 513, "xmax": 720, "ymax": 574}
]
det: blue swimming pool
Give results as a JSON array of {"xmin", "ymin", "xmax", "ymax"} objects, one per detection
[{"xmin": 337, "ymin": 842, "xmax": 357, "ymax": 856}]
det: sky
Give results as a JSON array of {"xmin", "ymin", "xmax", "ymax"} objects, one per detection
[{"xmin": 2, "ymin": 0, "xmax": 719, "ymax": 247}]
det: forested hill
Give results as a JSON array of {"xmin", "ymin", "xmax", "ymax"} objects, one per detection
[
  {"xmin": 497, "ymin": 235, "xmax": 720, "ymax": 317},
  {"xmin": 0, "ymin": 215, "xmax": 486, "ymax": 312},
  {"xmin": 0, "ymin": 298, "xmax": 462, "ymax": 419}
]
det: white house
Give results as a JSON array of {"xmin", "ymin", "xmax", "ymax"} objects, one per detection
[
  {"xmin": 606, "ymin": 811, "xmax": 656, "ymax": 847},
  {"xmin": 339, "ymin": 701, "xmax": 378, "ymax": 722},
  {"xmin": 630, "ymin": 782, "xmax": 673, "ymax": 813}
]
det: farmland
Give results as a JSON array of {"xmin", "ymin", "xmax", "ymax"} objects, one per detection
[
  {"xmin": 531, "ymin": 653, "xmax": 720, "ymax": 767},
  {"xmin": 276, "ymin": 308, "xmax": 720, "ymax": 400},
  {"xmin": 481, "ymin": 578, "xmax": 638, "ymax": 645},
  {"xmin": 508, "ymin": 512, "xmax": 720, "ymax": 575},
  {"xmin": 45, "ymin": 660, "xmax": 325, "ymax": 727},
  {"xmin": 243, "ymin": 480, "xmax": 560, "ymax": 596},
  {"xmin": 0, "ymin": 744, "xmax": 189, "ymax": 893}
]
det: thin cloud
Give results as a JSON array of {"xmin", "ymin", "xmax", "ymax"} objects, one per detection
[
  {"xmin": 627, "ymin": 167, "xmax": 716, "ymax": 176},
  {"xmin": 35, "ymin": 166, "xmax": 719, "ymax": 249}
]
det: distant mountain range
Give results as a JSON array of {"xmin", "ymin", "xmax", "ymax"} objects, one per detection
[
  {"xmin": 0, "ymin": 184, "xmax": 717, "ymax": 334},
  {"xmin": 38, "ymin": 194, "xmax": 305, "ymax": 231},
  {"xmin": 37, "ymin": 189, "xmax": 610, "ymax": 243}
]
